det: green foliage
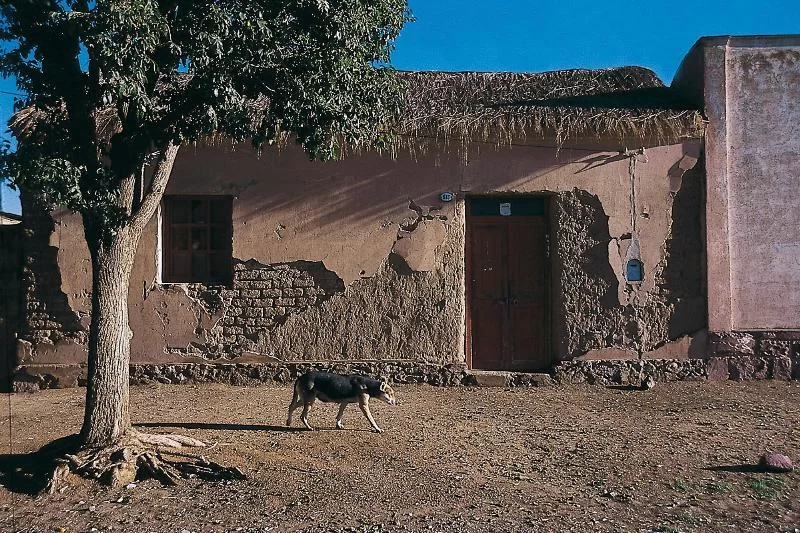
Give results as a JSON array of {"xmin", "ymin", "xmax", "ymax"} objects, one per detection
[
  {"xmin": 703, "ymin": 479, "xmax": 732, "ymax": 494},
  {"xmin": 747, "ymin": 476, "xmax": 786, "ymax": 500},
  {"xmin": 668, "ymin": 479, "xmax": 690, "ymax": 493},
  {"xmin": 674, "ymin": 512, "xmax": 705, "ymax": 526},
  {"xmin": 0, "ymin": 0, "xmax": 410, "ymax": 237}
]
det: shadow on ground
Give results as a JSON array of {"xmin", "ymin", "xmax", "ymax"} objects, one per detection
[
  {"xmin": 135, "ymin": 422, "xmax": 305, "ymax": 432},
  {"xmin": 605, "ymin": 385, "xmax": 649, "ymax": 392},
  {"xmin": 0, "ymin": 434, "xmax": 79, "ymax": 495},
  {"xmin": 135, "ymin": 421, "xmax": 373, "ymax": 432},
  {"xmin": 707, "ymin": 464, "xmax": 766, "ymax": 473}
]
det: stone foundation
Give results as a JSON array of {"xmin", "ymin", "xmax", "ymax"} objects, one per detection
[
  {"xmin": 130, "ymin": 361, "xmax": 469, "ymax": 387},
  {"xmin": 707, "ymin": 331, "xmax": 800, "ymax": 380},
  {"xmin": 553, "ymin": 359, "xmax": 708, "ymax": 386},
  {"xmin": 13, "ymin": 351, "xmax": 799, "ymax": 392}
]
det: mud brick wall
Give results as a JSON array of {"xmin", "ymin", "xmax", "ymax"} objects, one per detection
[
  {"xmin": 189, "ymin": 260, "xmax": 345, "ymax": 357},
  {"xmin": 0, "ymin": 223, "xmax": 23, "ymax": 389},
  {"xmin": 19, "ymin": 193, "xmax": 85, "ymax": 345},
  {"xmin": 551, "ymin": 162, "xmax": 706, "ymax": 360}
]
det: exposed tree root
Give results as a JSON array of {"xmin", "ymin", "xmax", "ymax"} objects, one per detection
[{"xmin": 44, "ymin": 432, "xmax": 245, "ymax": 494}]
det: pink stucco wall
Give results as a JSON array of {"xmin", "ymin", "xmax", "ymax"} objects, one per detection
[
  {"xmin": 22, "ymin": 137, "xmax": 703, "ymax": 374},
  {"xmin": 678, "ymin": 36, "xmax": 800, "ymax": 331}
]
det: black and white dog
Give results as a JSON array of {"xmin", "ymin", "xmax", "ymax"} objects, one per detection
[{"xmin": 286, "ymin": 372, "xmax": 397, "ymax": 433}]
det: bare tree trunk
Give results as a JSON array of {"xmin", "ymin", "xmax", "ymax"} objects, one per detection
[
  {"xmin": 77, "ymin": 145, "xmax": 178, "ymax": 448},
  {"xmin": 80, "ymin": 224, "xmax": 142, "ymax": 447},
  {"xmin": 39, "ymin": 146, "xmax": 237, "ymax": 491}
]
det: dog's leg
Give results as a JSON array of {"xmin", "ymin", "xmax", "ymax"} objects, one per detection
[
  {"xmin": 286, "ymin": 384, "xmax": 301, "ymax": 426},
  {"xmin": 335, "ymin": 402, "xmax": 348, "ymax": 429},
  {"xmin": 358, "ymin": 394, "xmax": 382, "ymax": 433},
  {"xmin": 300, "ymin": 397, "xmax": 316, "ymax": 430}
]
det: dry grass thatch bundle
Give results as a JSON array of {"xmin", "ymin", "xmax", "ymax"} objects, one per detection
[
  {"xmin": 10, "ymin": 66, "xmax": 704, "ymax": 152},
  {"xmin": 395, "ymin": 66, "xmax": 704, "ymax": 148}
]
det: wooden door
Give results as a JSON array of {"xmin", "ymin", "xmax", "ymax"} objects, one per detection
[{"xmin": 467, "ymin": 197, "xmax": 549, "ymax": 371}]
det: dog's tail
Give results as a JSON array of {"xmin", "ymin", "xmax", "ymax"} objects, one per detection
[
  {"xmin": 286, "ymin": 379, "xmax": 302, "ymax": 427},
  {"xmin": 290, "ymin": 380, "xmax": 301, "ymax": 405}
]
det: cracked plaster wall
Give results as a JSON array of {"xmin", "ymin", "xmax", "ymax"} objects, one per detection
[
  {"xmin": 551, "ymin": 160, "xmax": 706, "ymax": 361},
  {"xmin": 19, "ymin": 137, "xmax": 705, "ymax": 372}
]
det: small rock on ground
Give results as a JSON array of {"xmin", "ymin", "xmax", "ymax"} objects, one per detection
[{"xmin": 759, "ymin": 452, "xmax": 794, "ymax": 473}]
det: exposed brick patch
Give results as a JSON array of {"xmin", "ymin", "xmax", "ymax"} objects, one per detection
[
  {"xmin": 182, "ymin": 259, "xmax": 345, "ymax": 358},
  {"xmin": 19, "ymin": 194, "xmax": 85, "ymax": 345}
]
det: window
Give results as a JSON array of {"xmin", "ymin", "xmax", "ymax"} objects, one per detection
[{"xmin": 162, "ymin": 196, "xmax": 233, "ymax": 284}]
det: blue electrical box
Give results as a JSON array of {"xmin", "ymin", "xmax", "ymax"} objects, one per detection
[{"xmin": 626, "ymin": 259, "xmax": 644, "ymax": 283}]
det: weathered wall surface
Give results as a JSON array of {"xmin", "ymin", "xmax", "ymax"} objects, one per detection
[
  {"xmin": 0, "ymin": 222, "xmax": 23, "ymax": 390},
  {"xmin": 16, "ymin": 137, "xmax": 706, "ymax": 386},
  {"xmin": 677, "ymin": 36, "xmax": 800, "ymax": 331},
  {"xmin": 552, "ymin": 160, "xmax": 706, "ymax": 361},
  {"xmin": 726, "ymin": 43, "xmax": 800, "ymax": 329}
]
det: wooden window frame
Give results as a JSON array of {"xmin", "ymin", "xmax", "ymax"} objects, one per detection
[{"xmin": 162, "ymin": 195, "xmax": 233, "ymax": 285}]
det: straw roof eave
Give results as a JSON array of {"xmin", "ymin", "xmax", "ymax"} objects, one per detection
[{"xmin": 9, "ymin": 66, "xmax": 705, "ymax": 149}]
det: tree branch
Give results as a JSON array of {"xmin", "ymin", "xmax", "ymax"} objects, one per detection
[
  {"xmin": 129, "ymin": 143, "xmax": 179, "ymax": 231},
  {"xmin": 118, "ymin": 172, "xmax": 137, "ymax": 216}
]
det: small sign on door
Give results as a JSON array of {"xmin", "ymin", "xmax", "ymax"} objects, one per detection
[{"xmin": 499, "ymin": 202, "xmax": 511, "ymax": 216}]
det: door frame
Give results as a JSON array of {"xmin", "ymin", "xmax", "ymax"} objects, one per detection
[{"xmin": 464, "ymin": 195, "xmax": 552, "ymax": 371}]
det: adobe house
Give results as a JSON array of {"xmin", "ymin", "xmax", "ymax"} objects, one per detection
[
  {"xmin": 7, "ymin": 35, "xmax": 799, "ymax": 390},
  {"xmin": 673, "ymin": 35, "xmax": 800, "ymax": 380}
]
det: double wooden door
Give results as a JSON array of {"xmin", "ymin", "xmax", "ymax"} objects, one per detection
[{"xmin": 467, "ymin": 198, "xmax": 550, "ymax": 371}]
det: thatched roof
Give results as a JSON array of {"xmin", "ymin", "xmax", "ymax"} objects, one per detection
[
  {"xmin": 395, "ymin": 66, "xmax": 704, "ymax": 146},
  {"xmin": 11, "ymin": 66, "xmax": 704, "ymax": 150}
]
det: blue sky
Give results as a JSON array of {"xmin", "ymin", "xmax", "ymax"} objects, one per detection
[
  {"xmin": 2, "ymin": 0, "xmax": 798, "ymax": 214},
  {"xmin": 392, "ymin": 0, "xmax": 799, "ymax": 79}
]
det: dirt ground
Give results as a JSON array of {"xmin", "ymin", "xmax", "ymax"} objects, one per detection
[{"xmin": 0, "ymin": 380, "xmax": 798, "ymax": 533}]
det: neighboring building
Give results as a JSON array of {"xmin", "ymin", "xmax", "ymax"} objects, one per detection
[
  {"xmin": 673, "ymin": 35, "xmax": 800, "ymax": 379},
  {"xmin": 0, "ymin": 211, "xmax": 23, "ymax": 391},
  {"xmin": 8, "ymin": 35, "xmax": 800, "ymax": 390},
  {"xmin": 0, "ymin": 211, "xmax": 21, "ymax": 225}
]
